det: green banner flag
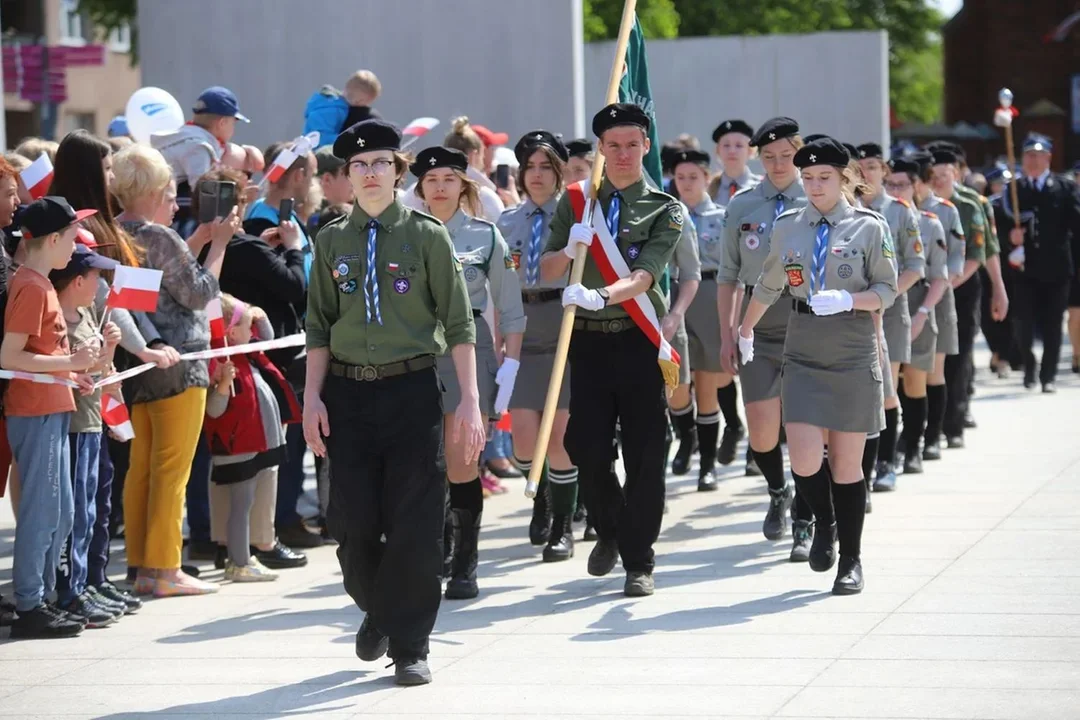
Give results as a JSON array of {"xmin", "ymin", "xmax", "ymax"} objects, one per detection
[{"xmin": 618, "ymin": 16, "xmax": 663, "ymax": 189}]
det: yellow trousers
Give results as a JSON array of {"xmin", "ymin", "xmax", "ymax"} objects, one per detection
[{"xmin": 123, "ymin": 387, "xmax": 207, "ymax": 570}]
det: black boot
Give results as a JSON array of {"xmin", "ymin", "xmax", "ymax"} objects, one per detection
[
  {"xmin": 528, "ymin": 481, "xmax": 552, "ymax": 546},
  {"xmin": 809, "ymin": 521, "xmax": 837, "ymax": 572},
  {"xmin": 763, "ymin": 483, "xmax": 793, "ymax": 540},
  {"xmin": 695, "ymin": 412, "xmax": 720, "ymax": 491},
  {"xmin": 543, "ymin": 514, "xmax": 574, "ymax": 562},
  {"xmin": 832, "ymin": 555, "xmax": 864, "ymax": 595},
  {"xmin": 445, "ymin": 509, "xmax": 479, "ymax": 600},
  {"xmin": 670, "ymin": 408, "xmax": 697, "ymax": 476}
]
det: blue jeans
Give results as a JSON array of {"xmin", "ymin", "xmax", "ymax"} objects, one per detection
[
  {"xmin": 8, "ymin": 413, "xmax": 73, "ymax": 612},
  {"xmin": 482, "ymin": 428, "xmax": 512, "ymax": 463},
  {"xmin": 88, "ymin": 439, "xmax": 113, "ymax": 588},
  {"xmin": 56, "ymin": 432, "xmax": 101, "ymax": 605},
  {"xmin": 185, "ymin": 432, "xmax": 212, "ymax": 542},
  {"xmin": 276, "ymin": 422, "xmax": 306, "ymax": 528}
]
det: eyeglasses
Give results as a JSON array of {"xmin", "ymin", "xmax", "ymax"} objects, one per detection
[
  {"xmin": 884, "ymin": 181, "xmax": 912, "ymax": 192},
  {"xmin": 347, "ymin": 159, "xmax": 394, "ymax": 176}
]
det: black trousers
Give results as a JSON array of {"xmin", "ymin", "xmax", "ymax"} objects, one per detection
[
  {"xmin": 980, "ymin": 266, "xmax": 1018, "ymax": 365},
  {"xmin": 1012, "ymin": 275, "xmax": 1071, "ymax": 385},
  {"xmin": 566, "ymin": 328, "xmax": 668, "ymax": 573},
  {"xmin": 944, "ymin": 272, "xmax": 981, "ymax": 438},
  {"xmin": 324, "ymin": 368, "xmax": 445, "ymax": 658}
]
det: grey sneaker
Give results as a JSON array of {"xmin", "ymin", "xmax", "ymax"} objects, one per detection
[
  {"xmin": 623, "ymin": 571, "xmax": 655, "ymax": 597},
  {"xmin": 790, "ymin": 520, "xmax": 812, "ymax": 563}
]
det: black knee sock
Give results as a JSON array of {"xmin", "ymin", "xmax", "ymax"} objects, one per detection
[
  {"xmin": 862, "ymin": 435, "xmax": 880, "ymax": 484},
  {"xmin": 832, "ymin": 481, "xmax": 866, "ymax": 559},
  {"xmin": 449, "ymin": 478, "xmax": 483, "ymax": 518},
  {"xmin": 753, "ymin": 442, "xmax": 786, "ymax": 492},
  {"xmin": 878, "ymin": 408, "xmax": 898, "ymax": 465},
  {"xmin": 792, "ymin": 463, "xmax": 834, "ymax": 525},
  {"xmin": 925, "ymin": 384, "xmax": 946, "ymax": 444},
  {"xmin": 716, "ymin": 383, "xmax": 742, "ymax": 429},
  {"xmin": 903, "ymin": 395, "xmax": 928, "ymax": 456},
  {"xmin": 696, "ymin": 411, "xmax": 720, "ymax": 473}
]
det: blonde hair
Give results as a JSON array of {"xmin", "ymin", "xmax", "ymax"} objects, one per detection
[
  {"xmin": 4, "ymin": 152, "xmax": 30, "ymax": 173},
  {"xmin": 14, "ymin": 137, "xmax": 59, "ymax": 163},
  {"xmin": 414, "ymin": 168, "xmax": 483, "ymax": 217},
  {"xmin": 841, "ymin": 164, "xmax": 872, "ymax": 204},
  {"xmin": 345, "ymin": 70, "xmax": 382, "ymax": 104},
  {"xmin": 108, "ymin": 136, "xmax": 134, "ymax": 153},
  {"xmin": 112, "ymin": 144, "xmax": 173, "ymax": 210},
  {"xmin": 219, "ymin": 292, "xmax": 253, "ymax": 328},
  {"xmin": 444, "ymin": 117, "xmax": 484, "ymax": 155}
]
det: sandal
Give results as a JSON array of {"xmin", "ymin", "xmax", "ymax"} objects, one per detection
[{"xmin": 152, "ymin": 570, "xmax": 218, "ymax": 597}]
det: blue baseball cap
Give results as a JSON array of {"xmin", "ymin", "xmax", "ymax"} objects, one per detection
[
  {"xmin": 193, "ymin": 86, "xmax": 250, "ymax": 123},
  {"xmin": 107, "ymin": 115, "xmax": 129, "ymax": 137},
  {"xmin": 1022, "ymin": 133, "xmax": 1052, "ymax": 153}
]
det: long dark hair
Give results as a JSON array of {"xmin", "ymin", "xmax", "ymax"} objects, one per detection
[{"xmin": 48, "ymin": 129, "xmax": 141, "ymax": 266}]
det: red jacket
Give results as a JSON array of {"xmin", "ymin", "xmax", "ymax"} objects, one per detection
[{"xmin": 204, "ymin": 350, "xmax": 301, "ymax": 456}]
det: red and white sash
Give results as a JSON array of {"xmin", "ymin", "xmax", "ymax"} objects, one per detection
[{"xmin": 565, "ymin": 180, "xmax": 680, "ymax": 387}]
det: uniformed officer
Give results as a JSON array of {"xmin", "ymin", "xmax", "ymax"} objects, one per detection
[
  {"xmin": 409, "ymin": 145, "xmax": 526, "ymax": 598},
  {"xmin": 856, "ymin": 143, "xmax": 924, "ymax": 491},
  {"xmin": 497, "ymin": 130, "xmax": 580, "ymax": 560},
  {"xmin": 886, "ymin": 156, "xmax": 950, "ymax": 475},
  {"xmin": 565, "ymin": 138, "xmax": 595, "ymax": 186},
  {"xmin": 999, "ymin": 133, "xmax": 1080, "ymax": 393},
  {"xmin": 540, "ymin": 103, "xmax": 682, "ymax": 597},
  {"xmin": 709, "ymin": 119, "xmax": 762, "ymax": 206},
  {"xmin": 738, "ymin": 136, "xmax": 898, "ymax": 595},
  {"xmin": 718, "ymin": 117, "xmax": 809, "ymax": 552},
  {"xmin": 304, "ymin": 119, "xmax": 484, "ymax": 686}
]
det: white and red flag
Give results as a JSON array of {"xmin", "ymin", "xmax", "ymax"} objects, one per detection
[
  {"xmin": 101, "ymin": 395, "xmax": 134, "ymax": 441},
  {"xmin": 207, "ymin": 296, "xmax": 226, "ymax": 342},
  {"xmin": 20, "ymin": 154, "xmax": 53, "ymax": 200},
  {"xmin": 401, "ymin": 117, "xmax": 440, "ymax": 148},
  {"xmin": 107, "ymin": 266, "xmax": 162, "ymax": 312}
]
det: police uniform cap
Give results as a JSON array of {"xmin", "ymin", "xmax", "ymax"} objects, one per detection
[
  {"xmin": 856, "ymin": 142, "xmax": 884, "ymax": 160},
  {"xmin": 750, "ymin": 117, "xmax": 799, "ymax": 148},
  {"xmin": 889, "ymin": 157, "xmax": 921, "ymax": 175},
  {"xmin": 711, "ymin": 119, "xmax": 754, "ymax": 143},
  {"xmin": 592, "ymin": 103, "xmax": 651, "ymax": 137},
  {"xmin": 514, "ymin": 130, "xmax": 569, "ymax": 165},
  {"xmin": 1022, "ymin": 133, "xmax": 1052, "ymax": 153},
  {"xmin": 332, "ymin": 119, "xmax": 402, "ymax": 160},
  {"xmin": 672, "ymin": 148, "xmax": 711, "ymax": 170},
  {"xmin": 793, "ymin": 137, "xmax": 850, "ymax": 169},
  {"xmin": 410, "ymin": 146, "xmax": 469, "ymax": 178},
  {"xmin": 566, "ymin": 138, "xmax": 593, "ymax": 158}
]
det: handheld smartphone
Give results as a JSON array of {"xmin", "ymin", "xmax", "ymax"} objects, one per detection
[
  {"xmin": 196, "ymin": 180, "xmax": 238, "ymax": 224},
  {"xmin": 495, "ymin": 164, "xmax": 510, "ymax": 190},
  {"xmin": 278, "ymin": 198, "xmax": 294, "ymax": 224}
]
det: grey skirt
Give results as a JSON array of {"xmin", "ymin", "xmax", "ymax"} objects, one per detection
[
  {"xmin": 883, "ymin": 292, "xmax": 912, "ymax": 365},
  {"xmin": 738, "ymin": 288, "xmax": 790, "ymax": 404},
  {"xmin": 781, "ymin": 307, "xmax": 885, "ymax": 434},
  {"xmin": 907, "ymin": 282, "xmax": 938, "ymax": 372},
  {"xmin": 880, "ymin": 330, "xmax": 895, "ymax": 400},
  {"xmin": 511, "ymin": 298, "xmax": 570, "ymax": 411},
  {"xmin": 439, "ymin": 314, "xmax": 498, "ymax": 417},
  {"xmin": 935, "ymin": 286, "xmax": 960, "ymax": 356},
  {"xmin": 679, "ymin": 277, "xmax": 723, "ymax": 373}
]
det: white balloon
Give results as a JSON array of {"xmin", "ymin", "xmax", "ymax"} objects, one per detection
[{"xmin": 124, "ymin": 87, "xmax": 185, "ymax": 145}]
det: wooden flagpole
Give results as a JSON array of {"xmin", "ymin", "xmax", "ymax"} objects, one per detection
[{"xmin": 996, "ymin": 88, "xmax": 1022, "ymax": 229}]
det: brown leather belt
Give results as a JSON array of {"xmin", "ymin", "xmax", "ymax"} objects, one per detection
[
  {"xmin": 329, "ymin": 355, "xmax": 435, "ymax": 382},
  {"xmin": 573, "ymin": 317, "xmax": 636, "ymax": 333},
  {"xmin": 522, "ymin": 289, "xmax": 561, "ymax": 304}
]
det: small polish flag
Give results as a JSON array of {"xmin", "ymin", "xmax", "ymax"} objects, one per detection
[
  {"xmin": 101, "ymin": 395, "xmax": 135, "ymax": 441},
  {"xmin": 264, "ymin": 146, "xmax": 299, "ymax": 184},
  {"xmin": 20, "ymin": 154, "xmax": 54, "ymax": 200},
  {"xmin": 207, "ymin": 296, "xmax": 226, "ymax": 342},
  {"xmin": 388, "ymin": 262, "xmax": 399, "ymax": 272},
  {"xmin": 402, "ymin": 117, "xmax": 440, "ymax": 138},
  {"xmin": 107, "ymin": 266, "xmax": 163, "ymax": 312}
]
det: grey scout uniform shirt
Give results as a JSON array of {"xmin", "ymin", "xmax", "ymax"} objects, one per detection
[
  {"xmin": 867, "ymin": 193, "xmax": 925, "ymax": 280},
  {"xmin": 714, "ymin": 168, "xmax": 762, "ymax": 207},
  {"xmin": 918, "ymin": 194, "xmax": 966, "ymax": 278},
  {"xmin": 755, "ymin": 197, "xmax": 898, "ymax": 309},
  {"xmin": 918, "ymin": 210, "xmax": 950, "ymax": 285},
  {"xmin": 670, "ymin": 200, "xmax": 702, "ymax": 282},
  {"xmin": 497, "ymin": 195, "xmax": 567, "ymax": 290},
  {"xmin": 690, "ymin": 196, "xmax": 726, "ymax": 273},
  {"xmin": 444, "ymin": 210, "xmax": 526, "ymax": 336},
  {"xmin": 719, "ymin": 177, "xmax": 807, "ymax": 287}
]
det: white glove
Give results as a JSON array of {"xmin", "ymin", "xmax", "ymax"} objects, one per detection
[
  {"xmin": 562, "ymin": 284, "xmax": 606, "ymax": 312},
  {"xmin": 1008, "ymin": 245, "xmax": 1025, "ymax": 269},
  {"xmin": 493, "ymin": 358, "xmax": 520, "ymax": 415},
  {"xmin": 563, "ymin": 222, "xmax": 594, "ymax": 259},
  {"xmin": 810, "ymin": 289, "xmax": 854, "ymax": 316},
  {"xmin": 737, "ymin": 326, "xmax": 755, "ymax": 365}
]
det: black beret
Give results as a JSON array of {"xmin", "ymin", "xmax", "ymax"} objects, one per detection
[
  {"xmin": 672, "ymin": 148, "xmax": 711, "ymax": 169},
  {"xmin": 802, "ymin": 133, "xmax": 828, "ymax": 143},
  {"xmin": 566, "ymin": 138, "xmax": 593, "ymax": 158},
  {"xmin": 410, "ymin": 146, "xmax": 468, "ymax": 178},
  {"xmin": 842, "ymin": 143, "xmax": 860, "ymax": 162},
  {"xmin": 592, "ymin": 103, "xmax": 651, "ymax": 137},
  {"xmin": 889, "ymin": 157, "xmax": 921, "ymax": 175},
  {"xmin": 514, "ymin": 130, "xmax": 569, "ymax": 165},
  {"xmin": 711, "ymin": 119, "xmax": 754, "ymax": 143},
  {"xmin": 908, "ymin": 150, "xmax": 934, "ymax": 173},
  {"xmin": 930, "ymin": 147, "xmax": 959, "ymax": 165},
  {"xmin": 926, "ymin": 140, "xmax": 965, "ymax": 161},
  {"xmin": 660, "ymin": 144, "xmax": 680, "ymax": 174},
  {"xmin": 794, "ymin": 137, "xmax": 850, "ymax": 169},
  {"xmin": 856, "ymin": 142, "xmax": 884, "ymax": 160},
  {"xmin": 750, "ymin": 117, "xmax": 799, "ymax": 148},
  {"xmin": 333, "ymin": 119, "xmax": 401, "ymax": 160}
]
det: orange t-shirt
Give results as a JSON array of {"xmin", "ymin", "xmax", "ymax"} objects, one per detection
[{"xmin": 3, "ymin": 267, "xmax": 75, "ymax": 417}]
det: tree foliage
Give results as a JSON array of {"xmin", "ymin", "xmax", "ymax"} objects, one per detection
[
  {"xmin": 583, "ymin": 0, "xmax": 680, "ymax": 41},
  {"xmin": 77, "ymin": 0, "xmax": 138, "ymax": 63}
]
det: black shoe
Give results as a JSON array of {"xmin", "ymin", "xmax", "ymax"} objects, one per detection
[
  {"xmin": 355, "ymin": 615, "xmax": 388, "ymax": 662},
  {"xmin": 718, "ymin": 423, "xmax": 744, "ymax": 466},
  {"xmin": 214, "ymin": 544, "xmax": 227, "ymax": 570},
  {"xmin": 445, "ymin": 508, "xmax": 480, "ymax": 600},
  {"xmin": 318, "ymin": 516, "xmax": 338, "ymax": 545},
  {"xmin": 278, "ymin": 519, "xmax": 325, "ymax": 549},
  {"xmin": 623, "ymin": 571, "xmax": 655, "ymax": 597},
  {"xmin": 587, "ymin": 537, "xmax": 619, "ymax": 577},
  {"xmin": 60, "ymin": 595, "xmax": 115, "ymax": 629},
  {"xmin": 832, "ymin": 555, "xmax": 864, "ymax": 595},
  {"xmin": 873, "ymin": 465, "xmax": 897, "ymax": 492},
  {"xmin": 10, "ymin": 605, "xmax": 83, "ymax": 639},
  {"xmin": 0, "ymin": 595, "xmax": 15, "ymax": 627},
  {"xmin": 528, "ymin": 483, "xmax": 552, "ymax": 546},
  {"xmin": 1043, "ymin": 382, "xmax": 1057, "ymax": 394},
  {"xmin": 670, "ymin": 421, "xmax": 697, "ymax": 476},
  {"xmin": 85, "ymin": 589, "xmax": 125, "ymax": 620},
  {"xmin": 1072, "ymin": 359, "xmax": 1079, "ymax": 374},
  {"xmin": 808, "ymin": 522, "xmax": 837, "ymax": 573},
  {"xmin": 1024, "ymin": 375, "xmax": 1037, "ymax": 390},
  {"xmin": 963, "ymin": 411, "xmax": 977, "ymax": 429},
  {"xmin": 946, "ymin": 436, "xmax": 965, "ymax": 449},
  {"xmin": 922, "ymin": 441, "xmax": 941, "ymax": 461},
  {"xmin": 790, "ymin": 520, "xmax": 812, "ymax": 563},
  {"xmin": 95, "ymin": 582, "xmax": 142, "ymax": 614},
  {"xmin": 542, "ymin": 514, "xmax": 574, "ymax": 563},
  {"xmin": 697, "ymin": 468, "xmax": 719, "ymax": 492},
  {"xmin": 187, "ymin": 539, "xmax": 218, "ymax": 562},
  {"xmin": 763, "ymin": 484, "xmax": 793, "ymax": 541},
  {"xmin": 485, "ymin": 459, "xmax": 522, "ymax": 479},
  {"xmin": 572, "ymin": 497, "xmax": 587, "ymax": 524},
  {"xmin": 583, "ymin": 522, "xmax": 599, "ymax": 542},
  {"xmin": 181, "ymin": 564, "xmax": 201, "ymax": 578},
  {"xmin": 745, "ymin": 449, "xmax": 762, "ymax": 477},
  {"xmin": 253, "ymin": 541, "xmax": 308, "ymax": 569},
  {"xmin": 392, "ymin": 656, "xmax": 432, "ymax": 686}
]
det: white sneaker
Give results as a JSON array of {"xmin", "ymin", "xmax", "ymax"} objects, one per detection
[{"xmin": 225, "ymin": 557, "xmax": 279, "ymax": 582}]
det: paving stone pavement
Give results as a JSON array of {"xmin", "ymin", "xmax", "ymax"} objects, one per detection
[{"xmin": 1, "ymin": 345, "xmax": 1079, "ymax": 719}]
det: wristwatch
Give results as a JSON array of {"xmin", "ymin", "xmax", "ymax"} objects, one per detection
[{"xmin": 597, "ymin": 288, "xmax": 611, "ymax": 306}]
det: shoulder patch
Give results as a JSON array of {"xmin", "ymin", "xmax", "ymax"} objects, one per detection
[
  {"xmin": 921, "ymin": 211, "xmax": 938, "ymax": 219},
  {"xmin": 895, "ymin": 196, "xmax": 911, "ymax": 208},
  {"xmin": 667, "ymin": 203, "xmax": 684, "ymax": 230},
  {"xmin": 941, "ymin": 199, "xmax": 955, "ymax": 209},
  {"xmin": 504, "ymin": 254, "xmax": 516, "ymax": 270},
  {"xmin": 978, "ymin": 195, "xmax": 990, "ymax": 205}
]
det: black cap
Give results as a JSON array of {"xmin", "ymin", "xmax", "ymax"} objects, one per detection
[
  {"xmin": 889, "ymin": 156, "xmax": 921, "ymax": 175},
  {"xmin": 929, "ymin": 147, "xmax": 959, "ymax": 166},
  {"xmin": 592, "ymin": 103, "xmax": 651, "ymax": 137},
  {"xmin": 794, "ymin": 137, "xmax": 851, "ymax": 169},
  {"xmin": 711, "ymin": 119, "xmax": 754, "ymax": 143},
  {"xmin": 410, "ymin": 146, "xmax": 469, "ymax": 178},
  {"xmin": 750, "ymin": 117, "xmax": 799, "ymax": 148},
  {"xmin": 566, "ymin": 138, "xmax": 593, "ymax": 158},
  {"xmin": 315, "ymin": 146, "xmax": 345, "ymax": 175},
  {"xmin": 660, "ymin": 144, "xmax": 681, "ymax": 174},
  {"xmin": 671, "ymin": 148, "xmax": 711, "ymax": 170},
  {"xmin": 332, "ymin": 119, "xmax": 402, "ymax": 160},
  {"xmin": 20, "ymin": 196, "xmax": 98, "ymax": 239},
  {"xmin": 908, "ymin": 150, "xmax": 934, "ymax": 174},
  {"xmin": 856, "ymin": 143, "xmax": 884, "ymax": 160},
  {"xmin": 514, "ymin": 130, "xmax": 569, "ymax": 165},
  {"xmin": 802, "ymin": 133, "xmax": 828, "ymax": 143},
  {"xmin": 926, "ymin": 140, "xmax": 965, "ymax": 161},
  {"xmin": 49, "ymin": 243, "xmax": 118, "ymax": 283},
  {"xmin": 842, "ymin": 143, "xmax": 860, "ymax": 162}
]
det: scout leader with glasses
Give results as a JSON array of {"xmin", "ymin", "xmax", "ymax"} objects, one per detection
[
  {"xmin": 738, "ymin": 136, "xmax": 898, "ymax": 595},
  {"xmin": 303, "ymin": 119, "xmax": 485, "ymax": 687}
]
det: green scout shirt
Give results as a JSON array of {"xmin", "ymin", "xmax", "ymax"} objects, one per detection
[
  {"xmin": 545, "ymin": 176, "xmax": 682, "ymax": 321},
  {"xmin": 306, "ymin": 199, "xmax": 476, "ymax": 366},
  {"xmin": 955, "ymin": 182, "xmax": 1000, "ymax": 257},
  {"xmin": 951, "ymin": 190, "xmax": 987, "ymax": 265}
]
